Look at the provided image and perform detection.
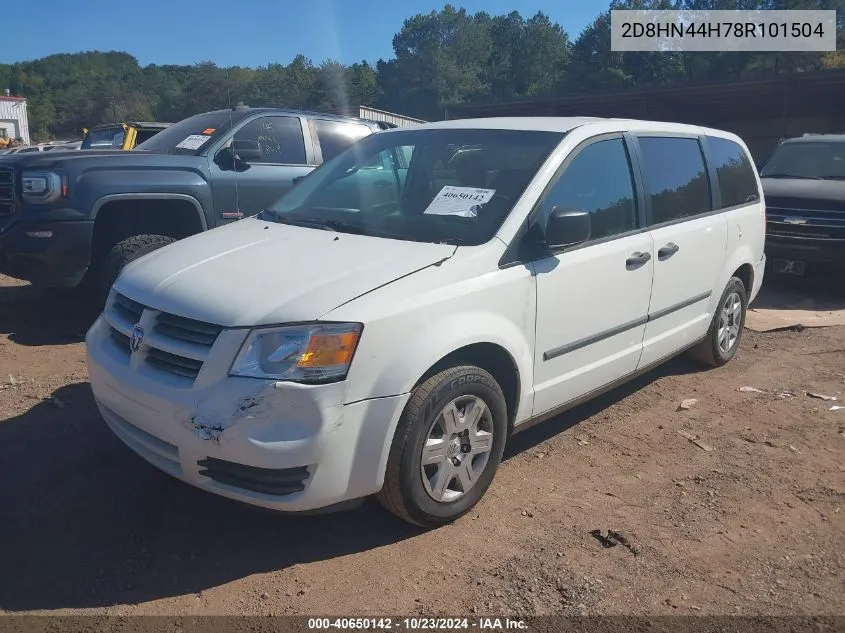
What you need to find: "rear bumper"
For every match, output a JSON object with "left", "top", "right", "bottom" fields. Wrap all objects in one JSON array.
[{"left": 0, "top": 220, "right": 93, "bottom": 287}]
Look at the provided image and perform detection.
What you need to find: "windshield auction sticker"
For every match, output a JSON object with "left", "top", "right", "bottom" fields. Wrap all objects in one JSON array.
[
  {"left": 175, "top": 134, "right": 213, "bottom": 150},
  {"left": 424, "top": 186, "right": 496, "bottom": 218}
]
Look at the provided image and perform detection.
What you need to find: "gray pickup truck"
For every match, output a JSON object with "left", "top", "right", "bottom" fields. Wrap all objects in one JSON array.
[{"left": 0, "top": 107, "right": 387, "bottom": 299}]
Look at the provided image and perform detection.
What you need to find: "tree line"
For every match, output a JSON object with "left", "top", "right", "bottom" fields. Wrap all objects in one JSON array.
[{"left": 1, "top": 0, "right": 842, "bottom": 141}]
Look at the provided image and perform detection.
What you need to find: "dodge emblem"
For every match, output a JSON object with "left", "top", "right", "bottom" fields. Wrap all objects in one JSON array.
[{"left": 130, "top": 324, "right": 145, "bottom": 353}]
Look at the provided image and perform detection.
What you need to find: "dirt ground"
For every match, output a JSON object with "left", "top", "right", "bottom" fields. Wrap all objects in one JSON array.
[{"left": 1, "top": 272, "right": 843, "bottom": 618}]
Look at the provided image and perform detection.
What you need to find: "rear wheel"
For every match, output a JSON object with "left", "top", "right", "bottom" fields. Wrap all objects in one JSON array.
[
  {"left": 689, "top": 276, "right": 748, "bottom": 367},
  {"left": 94, "top": 234, "right": 175, "bottom": 306},
  {"left": 377, "top": 365, "right": 508, "bottom": 527}
]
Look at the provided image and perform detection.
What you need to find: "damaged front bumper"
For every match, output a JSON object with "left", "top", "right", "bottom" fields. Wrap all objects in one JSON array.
[{"left": 85, "top": 315, "right": 410, "bottom": 512}]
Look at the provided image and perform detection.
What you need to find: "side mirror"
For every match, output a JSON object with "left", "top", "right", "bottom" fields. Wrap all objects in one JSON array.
[
  {"left": 544, "top": 206, "right": 591, "bottom": 249},
  {"left": 232, "top": 139, "right": 262, "bottom": 162}
]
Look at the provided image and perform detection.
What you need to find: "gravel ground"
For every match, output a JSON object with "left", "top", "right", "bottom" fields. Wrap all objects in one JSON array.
[{"left": 0, "top": 273, "right": 843, "bottom": 617}]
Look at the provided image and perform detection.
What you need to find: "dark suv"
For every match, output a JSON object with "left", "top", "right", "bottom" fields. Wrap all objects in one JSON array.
[
  {"left": 761, "top": 134, "right": 845, "bottom": 277},
  {"left": 0, "top": 107, "right": 385, "bottom": 298}
]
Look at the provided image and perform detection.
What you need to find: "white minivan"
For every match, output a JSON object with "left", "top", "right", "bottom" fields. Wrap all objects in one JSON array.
[{"left": 86, "top": 117, "right": 766, "bottom": 526}]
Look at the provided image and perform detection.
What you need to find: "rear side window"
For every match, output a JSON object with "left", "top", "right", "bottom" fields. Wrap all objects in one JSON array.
[
  {"left": 315, "top": 120, "right": 373, "bottom": 162},
  {"left": 542, "top": 138, "right": 638, "bottom": 241},
  {"left": 707, "top": 136, "right": 759, "bottom": 208},
  {"left": 638, "top": 137, "right": 711, "bottom": 225}
]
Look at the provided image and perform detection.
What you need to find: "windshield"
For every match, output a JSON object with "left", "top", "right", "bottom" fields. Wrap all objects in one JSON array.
[
  {"left": 134, "top": 111, "right": 235, "bottom": 154},
  {"left": 265, "top": 128, "right": 564, "bottom": 246},
  {"left": 81, "top": 126, "right": 125, "bottom": 150},
  {"left": 761, "top": 142, "right": 845, "bottom": 180}
]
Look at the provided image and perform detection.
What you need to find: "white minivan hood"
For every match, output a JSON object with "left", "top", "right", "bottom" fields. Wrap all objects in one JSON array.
[{"left": 114, "top": 218, "right": 456, "bottom": 327}]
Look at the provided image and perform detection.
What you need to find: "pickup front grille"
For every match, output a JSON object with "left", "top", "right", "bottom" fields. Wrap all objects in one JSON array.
[
  {"left": 0, "top": 166, "right": 15, "bottom": 221},
  {"left": 767, "top": 205, "right": 845, "bottom": 241},
  {"left": 104, "top": 291, "right": 223, "bottom": 383}
]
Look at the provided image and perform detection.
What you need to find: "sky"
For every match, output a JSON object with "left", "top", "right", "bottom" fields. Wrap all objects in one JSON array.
[{"left": 1, "top": 0, "right": 605, "bottom": 68}]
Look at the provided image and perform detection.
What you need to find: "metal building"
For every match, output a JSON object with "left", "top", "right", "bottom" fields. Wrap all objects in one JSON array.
[
  {"left": 0, "top": 93, "right": 31, "bottom": 145},
  {"left": 445, "top": 70, "right": 845, "bottom": 164},
  {"left": 322, "top": 105, "right": 426, "bottom": 128}
]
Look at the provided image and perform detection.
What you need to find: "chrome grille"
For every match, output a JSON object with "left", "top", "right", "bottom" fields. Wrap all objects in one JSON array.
[
  {"left": 112, "top": 293, "right": 144, "bottom": 324},
  {"left": 154, "top": 312, "right": 222, "bottom": 346},
  {"left": 766, "top": 205, "right": 845, "bottom": 240},
  {"left": 146, "top": 347, "right": 204, "bottom": 379},
  {"left": 105, "top": 292, "right": 222, "bottom": 382},
  {"left": 0, "top": 166, "right": 14, "bottom": 220},
  {"left": 110, "top": 327, "right": 130, "bottom": 353}
]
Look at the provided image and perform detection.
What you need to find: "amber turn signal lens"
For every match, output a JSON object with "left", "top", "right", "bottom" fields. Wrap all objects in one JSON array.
[{"left": 297, "top": 330, "right": 360, "bottom": 368}]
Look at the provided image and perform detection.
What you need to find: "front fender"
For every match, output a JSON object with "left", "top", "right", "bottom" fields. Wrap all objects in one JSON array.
[
  {"left": 330, "top": 257, "right": 537, "bottom": 424},
  {"left": 367, "top": 310, "right": 535, "bottom": 421}
]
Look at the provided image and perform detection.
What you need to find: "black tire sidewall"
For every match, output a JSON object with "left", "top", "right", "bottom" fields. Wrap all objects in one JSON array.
[
  {"left": 710, "top": 277, "right": 748, "bottom": 364},
  {"left": 95, "top": 235, "right": 175, "bottom": 302},
  {"left": 400, "top": 369, "right": 507, "bottom": 525}
]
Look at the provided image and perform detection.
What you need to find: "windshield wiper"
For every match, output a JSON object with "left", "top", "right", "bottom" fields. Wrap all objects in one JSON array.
[{"left": 762, "top": 173, "right": 824, "bottom": 180}]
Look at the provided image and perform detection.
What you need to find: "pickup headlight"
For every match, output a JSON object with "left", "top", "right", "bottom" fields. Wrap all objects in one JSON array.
[
  {"left": 21, "top": 171, "right": 64, "bottom": 203},
  {"left": 230, "top": 323, "right": 362, "bottom": 383}
]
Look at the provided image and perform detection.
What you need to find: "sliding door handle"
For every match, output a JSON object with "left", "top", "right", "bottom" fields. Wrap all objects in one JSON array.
[
  {"left": 626, "top": 251, "right": 651, "bottom": 269},
  {"left": 658, "top": 242, "right": 680, "bottom": 260}
]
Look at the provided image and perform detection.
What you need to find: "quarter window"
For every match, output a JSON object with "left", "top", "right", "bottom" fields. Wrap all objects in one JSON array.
[
  {"left": 706, "top": 136, "right": 759, "bottom": 208},
  {"left": 233, "top": 116, "right": 306, "bottom": 165},
  {"left": 315, "top": 120, "right": 373, "bottom": 163},
  {"left": 542, "top": 138, "right": 638, "bottom": 241},
  {"left": 638, "top": 137, "right": 711, "bottom": 225}
]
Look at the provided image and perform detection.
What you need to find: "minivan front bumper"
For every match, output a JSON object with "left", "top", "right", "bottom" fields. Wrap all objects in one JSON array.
[{"left": 86, "top": 315, "right": 410, "bottom": 512}]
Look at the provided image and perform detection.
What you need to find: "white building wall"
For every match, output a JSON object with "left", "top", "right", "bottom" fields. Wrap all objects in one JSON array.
[{"left": 0, "top": 97, "right": 31, "bottom": 145}]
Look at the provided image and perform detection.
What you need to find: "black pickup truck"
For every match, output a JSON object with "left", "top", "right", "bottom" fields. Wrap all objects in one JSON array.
[
  {"left": 0, "top": 107, "right": 387, "bottom": 298},
  {"left": 761, "top": 134, "right": 845, "bottom": 277}
]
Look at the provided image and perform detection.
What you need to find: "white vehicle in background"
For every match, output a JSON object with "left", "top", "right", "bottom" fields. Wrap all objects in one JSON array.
[{"left": 85, "top": 117, "right": 766, "bottom": 526}]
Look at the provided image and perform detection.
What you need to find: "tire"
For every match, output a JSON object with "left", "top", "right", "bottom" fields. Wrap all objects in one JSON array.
[
  {"left": 377, "top": 365, "right": 508, "bottom": 527},
  {"left": 94, "top": 234, "right": 176, "bottom": 306},
  {"left": 689, "top": 276, "right": 748, "bottom": 367}
]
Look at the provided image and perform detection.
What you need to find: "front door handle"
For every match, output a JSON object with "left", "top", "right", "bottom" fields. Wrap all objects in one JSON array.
[
  {"left": 626, "top": 251, "right": 652, "bottom": 269},
  {"left": 292, "top": 176, "right": 306, "bottom": 185},
  {"left": 658, "top": 242, "right": 680, "bottom": 260}
]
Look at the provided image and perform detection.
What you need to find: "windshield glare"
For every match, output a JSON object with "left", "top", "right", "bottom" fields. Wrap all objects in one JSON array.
[
  {"left": 82, "top": 127, "right": 125, "bottom": 149},
  {"left": 134, "top": 111, "right": 235, "bottom": 154},
  {"left": 762, "top": 142, "right": 845, "bottom": 179},
  {"left": 266, "top": 128, "right": 563, "bottom": 245}
]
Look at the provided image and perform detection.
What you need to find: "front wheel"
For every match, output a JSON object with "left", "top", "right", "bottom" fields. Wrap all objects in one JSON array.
[
  {"left": 377, "top": 365, "right": 508, "bottom": 527},
  {"left": 689, "top": 276, "right": 748, "bottom": 367}
]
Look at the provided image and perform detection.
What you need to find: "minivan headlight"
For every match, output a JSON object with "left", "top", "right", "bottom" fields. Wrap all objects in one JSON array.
[{"left": 230, "top": 323, "right": 362, "bottom": 383}]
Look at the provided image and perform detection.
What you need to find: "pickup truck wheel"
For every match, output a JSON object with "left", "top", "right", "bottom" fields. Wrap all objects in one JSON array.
[
  {"left": 689, "top": 276, "right": 748, "bottom": 367},
  {"left": 377, "top": 365, "right": 508, "bottom": 527},
  {"left": 96, "top": 234, "right": 176, "bottom": 304}
]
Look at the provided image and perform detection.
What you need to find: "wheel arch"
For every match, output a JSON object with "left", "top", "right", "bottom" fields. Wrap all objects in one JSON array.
[
  {"left": 90, "top": 194, "right": 208, "bottom": 262},
  {"left": 91, "top": 193, "right": 207, "bottom": 227}
]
